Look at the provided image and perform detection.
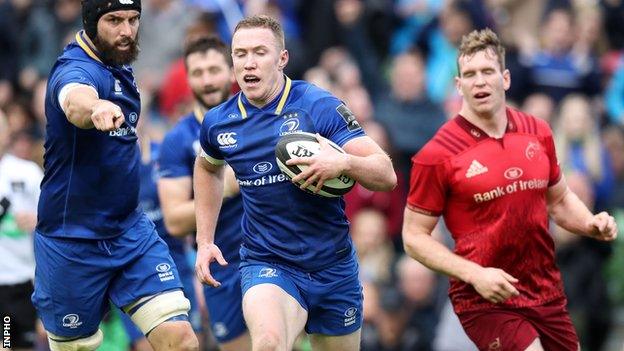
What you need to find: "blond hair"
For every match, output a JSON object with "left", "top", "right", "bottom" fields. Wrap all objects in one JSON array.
[
  {"left": 234, "top": 15, "right": 285, "bottom": 50},
  {"left": 457, "top": 28, "right": 505, "bottom": 74}
]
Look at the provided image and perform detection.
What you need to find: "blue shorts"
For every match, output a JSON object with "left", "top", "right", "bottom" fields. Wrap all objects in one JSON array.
[
  {"left": 240, "top": 252, "right": 363, "bottom": 336},
  {"left": 119, "top": 246, "right": 202, "bottom": 343},
  {"left": 204, "top": 264, "right": 246, "bottom": 343},
  {"left": 32, "top": 215, "right": 184, "bottom": 337}
]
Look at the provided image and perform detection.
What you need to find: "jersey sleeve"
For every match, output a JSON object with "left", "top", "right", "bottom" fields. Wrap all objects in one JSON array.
[
  {"left": 310, "top": 93, "right": 366, "bottom": 147},
  {"left": 51, "top": 63, "right": 104, "bottom": 111},
  {"left": 406, "top": 156, "right": 448, "bottom": 216},
  {"left": 159, "top": 129, "right": 193, "bottom": 178},
  {"left": 199, "top": 109, "right": 225, "bottom": 166}
]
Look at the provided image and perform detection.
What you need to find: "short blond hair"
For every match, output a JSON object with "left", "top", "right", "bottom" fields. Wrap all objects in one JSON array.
[
  {"left": 457, "top": 28, "right": 505, "bottom": 74},
  {"left": 234, "top": 15, "right": 285, "bottom": 50}
]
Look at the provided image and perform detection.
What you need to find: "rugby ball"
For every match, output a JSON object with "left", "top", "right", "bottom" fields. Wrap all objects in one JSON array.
[{"left": 275, "top": 132, "right": 355, "bottom": 197}]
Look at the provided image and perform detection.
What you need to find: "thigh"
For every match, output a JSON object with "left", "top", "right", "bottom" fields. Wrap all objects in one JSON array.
[
  {"left": 32, "top": 234, "right": 110, "bottom": 337},
  {"left": 0, "top": 282, "right": 37, "bottom": 348},
  {"left": 526, "top": 299, "right": 579, "bottom": 351},
  {"left": 305, "top": 255, "right": 363, "bottom": 337},
  {"left": 203, "top": 269, "right": 246, "bottom": 343},
  {"left": 240, "top": 264, "right": 307, "bottom": 348},
  {"left": 458, "top": 309, "right": 539, "bottom": 351},
  {"left": 108, "top": 218, "right": 184, "bottom": 308},
  {"left": 309, "top": 329, "right": 361, "bottom": 351}
]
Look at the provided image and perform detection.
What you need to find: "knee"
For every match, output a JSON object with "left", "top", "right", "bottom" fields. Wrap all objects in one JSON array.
[
  {"left": 172, "top": 329, "right": 199, "bottom": 351},
  {"left": 253, "top": 330, "right": 284, "bottom": 351}
]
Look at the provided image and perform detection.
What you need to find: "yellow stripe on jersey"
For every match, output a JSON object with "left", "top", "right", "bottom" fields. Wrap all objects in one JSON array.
[
  {"left": 200, "top": 149, "right": 225, "bottom": 166},
  {"left": 237, "top": 75, "right": 292, "bottom": 119},
  {"left": 75, "top": 31, "right": 103, "bottom": 63}
]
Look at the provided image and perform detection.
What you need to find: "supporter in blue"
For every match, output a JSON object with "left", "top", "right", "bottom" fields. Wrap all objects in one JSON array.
[
  {"left": 194, "top": 15, "right": 397, "bottom": 351},
  {"left": 31, "top": 0, "right": 198, "bottom": 349},
  {"left": 605, "top": 57, "right": 624, "bottom": 124},
  {"left": 158, "top": 36, "right": 250, "bottom": 351}
]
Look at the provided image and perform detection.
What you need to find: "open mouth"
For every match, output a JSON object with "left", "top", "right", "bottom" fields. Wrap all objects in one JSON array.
[
  {"left": 474, "top": 92, "right": 490, "bottom": 100},
  {"left": 243, "top": 75, "right": 260, "bottom": 85}
]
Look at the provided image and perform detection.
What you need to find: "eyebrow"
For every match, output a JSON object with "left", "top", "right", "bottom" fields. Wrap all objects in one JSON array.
[{"left": 233, "top": 45, "right": 269, "bottom": 52}]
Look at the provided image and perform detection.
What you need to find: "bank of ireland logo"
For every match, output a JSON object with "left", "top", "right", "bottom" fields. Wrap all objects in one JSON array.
[
  {"left": 156, "top": 263, "right": 171, "bottom": 273},
  {"left": 217, "top": 132, "right": 237, "bottom": 148},
  {"left": 62, "top": 314, "right": 82, "bottom": 328},
  {"left": 279, "top": 118, "right": 300, "bottom": 135},
  {"left": 128, "top": 112, "right": 138, "bottom": 124},
  {"left": 343, "top": 307, "right": 358, "bottom": 327},
  {"left": 253, "top": 161, "right": 273, "bottom": 174}
]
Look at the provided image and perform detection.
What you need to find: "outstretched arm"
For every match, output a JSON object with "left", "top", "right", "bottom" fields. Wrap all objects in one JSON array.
[
  {"left": 547, "top": 175, "right": 618, "bottom": 241},
  {"left": 402, "top": 208, "right": 520, "bottom": 304},
  {"left": 62, "top": 85, "right": 124, "bottom": 131}
]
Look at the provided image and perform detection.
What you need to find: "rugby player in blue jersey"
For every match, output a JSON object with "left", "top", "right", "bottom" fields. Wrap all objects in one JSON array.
[
  {"left": 194, "top": 15, "right": 397, "bottom": 351},
  {"left": 158, "top": 36, "right": 250, "bottom": 351},
  {"left": 32, "top": 0, "right": 198, "bottom": 350}
]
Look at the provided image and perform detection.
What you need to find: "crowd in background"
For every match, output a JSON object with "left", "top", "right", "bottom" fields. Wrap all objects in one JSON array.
[{"left": 2, "top": 0, "right": 624, "bottom": 350}]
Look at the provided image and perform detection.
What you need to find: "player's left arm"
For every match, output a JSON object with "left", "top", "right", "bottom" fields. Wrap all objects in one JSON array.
[
  {"left": 547, "top": 175, "right": 618, "bottom": 241},
  {"left": 288, "top": 134, "right": 397, "bottom": 192}
]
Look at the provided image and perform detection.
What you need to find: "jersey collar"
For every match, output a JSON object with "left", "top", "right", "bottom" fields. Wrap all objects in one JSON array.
[
  {"left": 237, "top": 75, "right": 292, "bottom": 119},
  {"left": 193, "top": 105, "right": 205, "bottom": 124},
  {"left": 455, "top": 107, "right": 517, "bottom": 141},
  {"left": 75, "top": 30, "right": 103, "bottom": 64}
]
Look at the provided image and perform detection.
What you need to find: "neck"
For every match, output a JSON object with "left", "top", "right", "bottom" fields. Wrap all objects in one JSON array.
[
  {"left": 460, "top": 104, "right": 508, "bottom": 138},
  {"left": 194, "top": 103, "right": 207, "bottom": 123},
  {"left": 248, "top": 74, "right": 285, "bottom": 108}
]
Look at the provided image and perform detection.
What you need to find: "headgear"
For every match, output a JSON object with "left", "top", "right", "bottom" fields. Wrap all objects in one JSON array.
[{"left": 82, "top": 0, "right": 141, "bottom": 40}]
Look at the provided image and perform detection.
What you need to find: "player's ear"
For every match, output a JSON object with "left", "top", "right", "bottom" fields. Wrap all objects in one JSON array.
[
  {"left": 455, "top": 76, "right": 463, "bottom": 96},
  {"left": 278, "top": 49, "right": 289, "bottom": 71}
]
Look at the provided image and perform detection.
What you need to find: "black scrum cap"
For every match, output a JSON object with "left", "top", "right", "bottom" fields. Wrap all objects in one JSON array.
[{"left": 82, "top": 0, "right": 141, "bottom": 39}]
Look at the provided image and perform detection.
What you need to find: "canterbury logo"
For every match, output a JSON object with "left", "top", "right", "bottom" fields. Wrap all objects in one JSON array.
[
  {"left": 466, "top": 159, "right": 488, "bottom": 178},
  {"left": 217, "top": 132, "right": 237, "bottom": 146},
  {"left": 119, "top": 0, "right": 133, "bottom": 4}
]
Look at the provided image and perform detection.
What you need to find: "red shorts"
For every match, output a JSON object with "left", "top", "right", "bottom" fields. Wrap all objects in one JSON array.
[{"left": 457, "top": 297, "right": 579, "bottom": 351}]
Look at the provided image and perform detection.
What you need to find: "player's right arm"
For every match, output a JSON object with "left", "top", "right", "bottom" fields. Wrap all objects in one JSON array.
[
  {"left": 402, "top": 208, "right": 520, "bottom": 304},
  {"left": 62, "top": 84, "right": 124, "bottom": 131},
  {"left": 193, "top": 155, "right": 227, "bottom": 287}
]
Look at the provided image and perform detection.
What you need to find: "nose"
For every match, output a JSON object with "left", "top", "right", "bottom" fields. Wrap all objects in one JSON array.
[
  {"left": 474, "top": 72, "right": 486, "bottom": 86},
  {"left": 119, "top": 20, "right": 133, "bottom": 37},
  {"left": 243, "top": 55, "right": 256, "bottom": 70}
]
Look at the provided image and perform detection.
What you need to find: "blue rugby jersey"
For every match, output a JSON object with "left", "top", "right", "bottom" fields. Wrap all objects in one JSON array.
[
  {"left": 37, "top": 31, "right": 142, "bottom": 238},
  {"left": 159, "top": 111, "right": 244, "bottom": 278},
  {"left": 199, "top": 78, "right": 366, "bottom": 271}
]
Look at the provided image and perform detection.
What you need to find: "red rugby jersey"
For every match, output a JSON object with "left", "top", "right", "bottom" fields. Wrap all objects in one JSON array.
[{"left": 407, "top": 107, "right": 566, "bottom": 313}]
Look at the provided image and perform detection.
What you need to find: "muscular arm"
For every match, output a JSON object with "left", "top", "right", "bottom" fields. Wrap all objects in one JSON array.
[
  {"left": 159, "top": 165, "right": 239, "bottom": 237},
  {"left": 193, "top": 155, "right": 227, "bottom": 287},
  {"left": 63, "top": 85, "right": 124, "bottom": 130},
  {"left": 289, "top": 135, "right": 397, "bottom": 192},
  {"left": 342, "top": 136, "right": 397, "bottom": 191},
  {"left": 547, "top": 176, "right": 617, "bottom": 240},
  {"left": 402, "top": 208, "right": 519, "bottom": 303},
  {"left": 158, "top": 177, "right": 195, "bottom": 237}
]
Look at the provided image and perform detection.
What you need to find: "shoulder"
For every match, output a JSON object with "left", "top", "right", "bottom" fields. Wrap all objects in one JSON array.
[
  {"left": 291, "top": 80, "right": 339, "bottom": 106},
  {"left": 413, "top": 118, "right": 472, "bottom": 165},
  {"left": 163, "top": 115, "right": 194, "bottom": 145},
  {"left": 204, "top": 95, "right": 238, "bottom": 125},
  {"left": 508, "top": 107, "right": 552, "bottom": 137}
]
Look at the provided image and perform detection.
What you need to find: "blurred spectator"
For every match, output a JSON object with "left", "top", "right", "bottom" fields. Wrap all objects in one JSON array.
[
  {"left": 351, "top": 209, "right": 396, "bottom": 284},
  {"left": 605, "top": 57, "right": 624, "bottom": 124},
  {"left": 417, "top": 0, "right": 476, "bottom": 103},
  {"left": 519, "top": 6, "right": 602, "bottom": 103},
  {"left": 19, "top": 0, "right": 82, "bottom": 90},
  {"left": 600, "top": 0, "right": 624, "bottom": 51},
  {"left": 0, "top": 0, "right": 32, "bottom": 84},
  {"left": 374, "top": 50, "right": 446, "bottom": 178},
  {"left": 522, "top": 92, "right": 556, "bottom": 124},
  {"left": 0, "top": 110, "right": 44, "bottom": 350},
  {"left": 390, "top": 0, "right": 444, "bottom": 55},
  {"left": 554, "top": 94, "right": 615, "bottom": 209},
  {"left": 554, "top": 171, "right": 613, "bottom": 351},
  {"left": 133, "top": 0, "right": 197, "bottom": 96}
]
